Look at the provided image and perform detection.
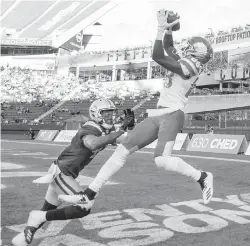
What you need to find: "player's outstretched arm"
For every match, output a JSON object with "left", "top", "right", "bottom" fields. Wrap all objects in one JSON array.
[
  {"left": 152, "top": 33, "right": 183, "bottom": 76},
  {"left": 83, "top": 131, "right": 123, "bottom": 151},
  {"left": 152, "top": 9, "right": 185, "bottom": 77},
  {"left": 163, "top": 32, "right": 180, "bottom": 61},
  {"left": 83, "top": 115, "right": 133, "bottom": 151}
]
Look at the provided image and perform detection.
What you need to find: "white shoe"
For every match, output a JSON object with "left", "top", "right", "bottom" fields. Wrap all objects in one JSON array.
[
  {"left": 12, "top": 210, "right": 46, "bottom": 245},
  {"left": 12, "top": 232, "right": 27, "bottom": 246},
  {"left": 198, "top": 172, "right": 213, "bottom": 204},
  {"left": 58, "top": 193, "right": 94, "bottom": 210}
]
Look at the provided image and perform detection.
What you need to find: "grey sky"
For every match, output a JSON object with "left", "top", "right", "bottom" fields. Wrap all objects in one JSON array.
[{"left": 98, "top": 0, "right": 250, "bottom": 49}]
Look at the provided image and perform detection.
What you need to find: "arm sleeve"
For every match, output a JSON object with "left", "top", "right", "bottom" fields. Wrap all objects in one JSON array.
[
  {"left": 163, "top": 33, "right": 181, "bottom": 61},
  {"left": 152, "top": 40, "right": 184, "bottom": 75}
]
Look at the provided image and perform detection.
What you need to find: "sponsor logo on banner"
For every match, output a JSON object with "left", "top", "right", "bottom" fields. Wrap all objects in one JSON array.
[
  {"left": 0, "top": 39, "right": 52, "bottom": 46},
  {"left": 54, "top": 130, "right": 77, "bottom": 142},
  {"left": 173, "top": 133, "right": 190, "bottom": 151},
  {"left": 144, "top": 133, "right": 190, "bottom": 150},
  {"left": 208, "top": 30, "right": 250, "bottom": 50},
  {"left": 210, "top": 30, "right": 250, "bottom": 46},
  {"left": 61, "top": 30, "right": 83, "bottom": 51},
  {"left": 187, "top": 134, "right": 248, "bottom": 154},
  {"left": 35, "top": 130, "right": 59, "bottom": 141},
  {"left": 61, "top": 32, "right": 93, "bottom": 52}
]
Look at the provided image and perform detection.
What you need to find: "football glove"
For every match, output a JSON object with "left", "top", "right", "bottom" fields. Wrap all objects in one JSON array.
[
  {"left": 124, "top": 109, "right": 135, "bottom": 128},
  {"left": 157, "top": 9, "right": 180, "bottom": 31},
  {"left": 119, "top": 109, "right": 135, "bottom": 131}
]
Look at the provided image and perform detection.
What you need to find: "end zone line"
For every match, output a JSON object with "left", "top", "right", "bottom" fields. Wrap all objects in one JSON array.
[
  {"left": 1, "top": 139, "right": 67, "bottom": 147},
  {"left": 1, "top": 139, "right": 249, "bottom": 164}
]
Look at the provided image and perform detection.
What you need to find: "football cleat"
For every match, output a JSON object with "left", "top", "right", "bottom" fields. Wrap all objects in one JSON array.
[
  {"left": 58, "top": 192, "right": 94, "bottom": 210},
  {"left": 198, "top": 172, "right": 213, "bottom": 204},
  {"left": 12, "top": 232, "right": 27, "bottom": 246},
  {"left": 12, "top": 210, "right": 46, "bottom": 246}
]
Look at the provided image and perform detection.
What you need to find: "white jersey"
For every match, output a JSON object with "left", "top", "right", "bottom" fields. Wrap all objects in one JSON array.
[
  {"left": 157, "top": 57, "right": 202, "bottom": 110},
  {"left": 157, "top": 72, "right": 198, "bottom": 109}
]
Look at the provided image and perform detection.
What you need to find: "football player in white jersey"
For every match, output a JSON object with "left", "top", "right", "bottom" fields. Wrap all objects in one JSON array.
[{"left": 59, "top": 9, "right": 214, "bottom": 208}]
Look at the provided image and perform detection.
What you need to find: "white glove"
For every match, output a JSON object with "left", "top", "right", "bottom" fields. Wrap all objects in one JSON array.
[{"left": 157, "top": 9, "right": 180, "bottom": 30}]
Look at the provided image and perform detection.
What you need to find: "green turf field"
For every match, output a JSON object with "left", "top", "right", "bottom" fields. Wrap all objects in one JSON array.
[{"left": 1, "top": 140, "right": 250, "bottom": 246}]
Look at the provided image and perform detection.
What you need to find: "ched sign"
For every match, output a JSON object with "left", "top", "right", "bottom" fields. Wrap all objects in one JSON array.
[{"left": 187, "top": 134, "right": 248, "bottom": 154}]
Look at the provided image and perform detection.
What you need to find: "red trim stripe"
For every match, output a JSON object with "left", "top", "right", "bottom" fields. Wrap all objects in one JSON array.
[
  {"left": 58, "top": 173, "right": 78, "bottom": 195},
  {"left": 179, "top": 58, "right": 199, "bottom": 75},
  {"left": 55, "top": 176, "right": 69, "bottom": 195}
]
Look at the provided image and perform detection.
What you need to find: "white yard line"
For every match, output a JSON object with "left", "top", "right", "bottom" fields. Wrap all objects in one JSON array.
[{"left": 1, "top": 139, "right": 250, "bottom": 164}]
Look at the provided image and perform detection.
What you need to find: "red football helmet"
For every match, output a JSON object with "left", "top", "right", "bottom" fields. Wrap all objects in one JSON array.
[{"left": 180, "top": 36, "right": 213, "bottom": 64}]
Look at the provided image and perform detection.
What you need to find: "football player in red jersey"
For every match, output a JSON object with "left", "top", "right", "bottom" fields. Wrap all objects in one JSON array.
[
  {"left": 12, "top": 98, "right": 133, "bottom": 246},
  {"left": 59, "top": 9, "right": 214, "bottom": 209}
]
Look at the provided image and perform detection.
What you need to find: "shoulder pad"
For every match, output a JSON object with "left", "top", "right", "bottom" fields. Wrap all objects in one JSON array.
[
  {"left": 82, "top": 121, "right": 103, "bottom": 133},
  {"left": 179, "top": 57, "right": 203, "bottom": 76}
]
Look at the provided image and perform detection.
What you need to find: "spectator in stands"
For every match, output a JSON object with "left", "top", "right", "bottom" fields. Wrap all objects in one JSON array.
[
  {"left": 28, "top": 127, "right": 35, "bottom": 140},
  {"left": 209, "top": 127, "right": 214, "bottom": 134},
  {"left": 205, "top": 125, "right": 211, "bottom": 134}
]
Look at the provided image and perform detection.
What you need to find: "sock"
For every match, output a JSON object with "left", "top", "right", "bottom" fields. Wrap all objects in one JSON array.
[
  {"left": 155, "top": 156, "right": 201, "bottom": 181},
  {"left": 89, "top": 144, "right": 130, "bottom": 193},
  {"left": 46, "top": 206, "right": 90, "bottom": 221},
  {"left": 41, "top": 200, "right": 58, "bottom": 211},
  {"left": 36, "top": 200, "right": 58, "bottom": 229},
  {"left": 197, "top": 172, "right": 207, "bottom": 183}
]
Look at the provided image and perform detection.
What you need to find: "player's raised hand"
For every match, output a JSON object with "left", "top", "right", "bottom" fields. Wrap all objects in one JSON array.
[
  {"left": 119, "top": 109, "right": 134, "bottom": 131},
  {"left": 157, "top": 9, "right": 180, "bottom": 31}
]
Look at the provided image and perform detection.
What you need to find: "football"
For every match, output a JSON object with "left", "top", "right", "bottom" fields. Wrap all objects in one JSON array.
[{"left": 167, "top": 11, "right": 180, "bottom": 31}]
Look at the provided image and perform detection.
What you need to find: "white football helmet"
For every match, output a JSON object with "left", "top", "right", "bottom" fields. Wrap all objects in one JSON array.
[{"left": 89, "top": 98, "right": 117, "bottom": 130}]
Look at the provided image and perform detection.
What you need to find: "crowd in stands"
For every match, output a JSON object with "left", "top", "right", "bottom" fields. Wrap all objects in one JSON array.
[
  {"left": 192, "top": 109, "right": 250, "bottom": 121},
  {"left": 1, "top": 47, "right": 250, "bottom": 126}
]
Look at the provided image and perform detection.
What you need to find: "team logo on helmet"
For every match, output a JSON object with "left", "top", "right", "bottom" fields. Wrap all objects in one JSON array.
[{"left": 179, "top": 36, "right": 213, "bottom": 65}]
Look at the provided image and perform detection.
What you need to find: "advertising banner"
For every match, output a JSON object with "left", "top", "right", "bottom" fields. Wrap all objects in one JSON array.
[
  {"left": 186, "top": 134, "right": 248, "bottom": 154},
  {"left": 209, "top": 30, "right": 250, "bottom": 50},
  {"left": 35, "top": 130, "right": 59, "bottom": 141},
  {"left": 245, "top": 142, "right": 250, "bottom": 155},
  {"left": 0, "top": 39, "right": 52, "bottom": 46},
  {"left": 54, "top": 130, "right": 77, "bottom": 142},
  {"left": 173, "top": 133, "right": 190, "bottom": 151},
  {"left": 61, "top": 30, "right": 84, "bottom": 52},
  {"left": 61, "top": 29, "right": 94, "bottom": 52}
]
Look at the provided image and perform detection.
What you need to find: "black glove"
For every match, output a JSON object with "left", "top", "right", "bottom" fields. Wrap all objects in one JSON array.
[{"left": 120, "top": 109, "right": 135, "bottom": 131}]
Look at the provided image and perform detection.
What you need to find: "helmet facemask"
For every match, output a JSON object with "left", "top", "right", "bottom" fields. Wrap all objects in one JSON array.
[
  {"left": 89, "top": 98, "right": 117, "bottom": 130},
  {"left": 185, "top": 42, "right": 207, "bottom": 61},
  {"left": 99, "top": 109, "right": 117, "bottom": 130}
]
